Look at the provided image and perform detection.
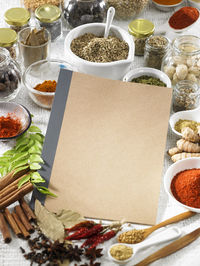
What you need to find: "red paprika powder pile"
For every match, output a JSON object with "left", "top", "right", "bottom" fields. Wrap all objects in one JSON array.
[
  {"left": 169, "top": 7, "right": 199, "bottom": 30},
  {"left": 171, "top": 168, "right": 200, "bottom": 208},
  {"left": 0, "top": 113, "right": 21, "bottom": 138}
]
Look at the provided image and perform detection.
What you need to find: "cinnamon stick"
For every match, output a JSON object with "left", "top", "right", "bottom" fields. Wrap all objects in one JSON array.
[
  {"left": 0, "top": 181, "right": 33, "bottom": 210},
  {"left": 19, "top": 198, "right": 36, "bottom": 222},
  {"left": 14, "top": 205, "right": 34, "bottom": 233},
  {"left": 0, "top": 168, "right": 29, "bottom": 190},
  {"left": 4, "top": 208, "right": 23, "bottom": 238},
  {"left": 12, "top": 212, "right": 30, "bottom": 239},
  {"left": 0, "top": 212, "right": 11, "bottom": 243},
  {"left": 0, "top": 172, "right": 30, "bottom": 199},
  {"left": 0, "top": 184, "right": 18, "bottom": 200}
]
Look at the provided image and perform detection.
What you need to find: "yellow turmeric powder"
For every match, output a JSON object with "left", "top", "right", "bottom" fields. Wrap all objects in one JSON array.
[{"left": 34, "top": 80, "right": 57, "bottom": 93}]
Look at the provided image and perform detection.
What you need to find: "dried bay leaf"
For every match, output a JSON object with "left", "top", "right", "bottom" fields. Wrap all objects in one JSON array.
[
  {"left": 35, "top": 200, "right": 64, "bottom": 242},
  {"left": 55, "top": 209, "right": 83, "bottom": 228}
]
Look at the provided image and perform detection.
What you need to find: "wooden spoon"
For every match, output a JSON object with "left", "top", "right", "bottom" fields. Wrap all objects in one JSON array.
[
  {"left": 135, "top": 227, "right": 200, "bottom": 266},
  {"left": 118, "top": 211, "right": 195, "bottom": 244}
]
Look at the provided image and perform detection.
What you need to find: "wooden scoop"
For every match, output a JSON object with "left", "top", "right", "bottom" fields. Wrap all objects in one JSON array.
[
  {"left": 135, "top": 226, "right": 200, "bottom": 266},
  {"left": 118, "top": 211, "right": 195, "bottom": 244}
]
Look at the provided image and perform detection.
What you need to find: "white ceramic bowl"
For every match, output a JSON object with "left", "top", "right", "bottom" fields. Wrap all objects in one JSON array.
[
  {"left": 152, "top": 0, "right": 184, "bottom": 11},
  {"left": 64, "top": 23, "right": 135, "bottom": 80},
  {"left": 164, "top": 157, "right": 200, "bottom": 212},
  {"left": 169, "top": 107, "right": 200, "bottom": 137},
  {"left": 188, "top": 0, "right": 200, "bottom": 9},
  {"left": 123, "top": 67, "right": 172, "bottom": 88}
]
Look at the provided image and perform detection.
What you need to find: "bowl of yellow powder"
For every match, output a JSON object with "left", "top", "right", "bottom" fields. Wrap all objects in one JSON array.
[{"left": 108, "top": 243, "right": 133, "bottom": 264}]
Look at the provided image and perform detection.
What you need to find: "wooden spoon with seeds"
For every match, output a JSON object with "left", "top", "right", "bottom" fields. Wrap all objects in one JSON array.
[{"left": 118, "top": 211, "right": 195, "bottom": 244}]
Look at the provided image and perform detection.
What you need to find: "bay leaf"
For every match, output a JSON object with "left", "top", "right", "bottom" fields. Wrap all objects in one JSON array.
[
  {"left": 55, "top": 209, "right": 83, "bottom": 228},
  {"left": 35, "top": 200, "right": 64, "bottom": 242}
]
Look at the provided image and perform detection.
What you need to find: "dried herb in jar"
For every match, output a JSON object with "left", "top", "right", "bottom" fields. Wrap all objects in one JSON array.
[
  {"left": 144, "top": 35, "right": 170, "bottom": 70},
  {"left": 131, "top": 75, "right": 167, "bottom": 87},
  {"left": 70, "top": 33, "right": 129, "bottom": 63}
]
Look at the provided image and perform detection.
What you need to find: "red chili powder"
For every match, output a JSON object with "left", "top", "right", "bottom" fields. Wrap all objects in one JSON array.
[
  {"left": 171, "top": 168, "right": 200, "bottom": 208},
  {"left": 169, "top": 7, "right": 199, "bottom": 30},
  {"left": 0, "top": 113, "right": 22, "bottom": 138}
]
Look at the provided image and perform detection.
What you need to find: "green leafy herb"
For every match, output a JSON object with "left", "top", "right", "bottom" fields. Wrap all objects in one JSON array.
[
  {"left": 18, "top": 173, "right": 31, "bottom": 188},
  {"left": 35, "top": 185, "right": 57, "bottom": 197}
]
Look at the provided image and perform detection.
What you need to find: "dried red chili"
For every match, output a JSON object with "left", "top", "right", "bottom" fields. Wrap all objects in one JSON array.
[
  {"left": 0, "top": 114, "right": 21, "bottom": 138},
  {"left": 89, "top": 230, "right": 117, "bottom": 250},
  {"left": 65, "top": 221, "right": 95, "bottom": 232},
  {"left": 169, "top": 7, "right": 199, "bottom": 30},
  {"left": 171, "top": 168, "right": 200, "bottom": 208},
  {"left": 66, "top": 224, "right": 103, "bottom": 241}
]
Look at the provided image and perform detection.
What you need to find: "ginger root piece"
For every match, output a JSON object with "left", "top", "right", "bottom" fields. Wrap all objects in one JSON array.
[
  {"left": 177, "top": 139, "right": 200, "bottom": 153},
  {"left": 181, "top": 127, "right": 200, "bottom": 143},
  {"left": 168, "top": 147, "right": 182, "bottom": 157},
  {"left": 171, "top": 152, "right": 200, "bottom": 162}
]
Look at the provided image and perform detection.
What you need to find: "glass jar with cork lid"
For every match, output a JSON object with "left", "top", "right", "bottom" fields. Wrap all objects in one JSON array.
[
  {"left": 35, "top": 4, "right": 62, "bottom": 42},
  {"left": 128, "top": 19, "right": 154, "bottom": 56},
  {"left": 4, "top": 7, "right": 30, "bottom": 33},
  {"left": 0, "top": 28, "right": 18, "bottom": 60}
]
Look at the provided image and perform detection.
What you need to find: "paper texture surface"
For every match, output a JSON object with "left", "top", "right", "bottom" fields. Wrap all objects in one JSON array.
[{"left": 45, "top": 72, "right": 172, "bottom": 225}]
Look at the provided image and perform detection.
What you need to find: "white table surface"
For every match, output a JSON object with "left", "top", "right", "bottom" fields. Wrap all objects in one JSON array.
[{"left": 1, "top": 0, "right": 200, "bottom": 265}]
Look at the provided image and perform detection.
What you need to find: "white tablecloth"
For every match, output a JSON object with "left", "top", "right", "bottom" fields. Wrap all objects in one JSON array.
[{"left": 1, "top": 0, "right": 200, "bottom": 265}]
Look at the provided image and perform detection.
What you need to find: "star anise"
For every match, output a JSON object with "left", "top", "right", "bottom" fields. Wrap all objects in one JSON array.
[
  {"left": 84, "top": 248, "right": 103, "bottom": 261},
  {"left": 80, "top": 260, "right": 101, "bottom": 266},
  {"left": 66, "top": 245, "right": 83, "bottom": 262}
]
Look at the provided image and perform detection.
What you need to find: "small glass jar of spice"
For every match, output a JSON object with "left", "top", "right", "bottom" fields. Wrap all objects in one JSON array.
[
  {"left": 144, "top": 35, "right": 170, "bottom": 70},
  {"left": 35, "top": 4, "right": 62, "bottom": 42},
  {"left": 4, "top": 7, "right": 30, "bottom": 33},
  {"left": 128, "top": 19, "right": 154, "bottom": 56},
  {"left": 0, "top": 28, "right": 18, "bottom": 60}
]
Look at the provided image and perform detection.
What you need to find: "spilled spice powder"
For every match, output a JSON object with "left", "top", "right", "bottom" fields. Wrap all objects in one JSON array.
[{"left": 0, "top": 114, "right": 21, "bottom": 138}]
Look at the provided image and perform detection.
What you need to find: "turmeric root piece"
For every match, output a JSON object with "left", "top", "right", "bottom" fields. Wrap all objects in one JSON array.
[
  {"left": 171, "top": 152, "right": 200, "bottom": 162},
  {"left": 177, "top": 139, "right": 200, "bottom": 153},
  {"left": 181, "top": 127, "right": 200, "bottom": 143},
  {"left": 168, "top": 147, "right": 182, "bottom": 157}
]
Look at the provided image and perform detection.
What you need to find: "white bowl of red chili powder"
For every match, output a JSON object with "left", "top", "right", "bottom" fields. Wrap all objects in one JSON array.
[
  {"left": 0, "top": 102, "right": 31, "bottom": 141},
  {"left": 164, "top": 157, "right": 200, "bottom": 212}
]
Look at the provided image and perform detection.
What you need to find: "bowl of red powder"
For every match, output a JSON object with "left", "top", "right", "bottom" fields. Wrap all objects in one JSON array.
[
  {"left": 164, "top": 157, "right": 200, "bottom": 212},
  {"left": 168, "top": 6, "right": 200, "bottom": 32},
  {"left": 23, "top": 59, "right": 73, "bottom": 109},
  {"left": 0, "top": 102, "right": 31, "bottom": 141}
]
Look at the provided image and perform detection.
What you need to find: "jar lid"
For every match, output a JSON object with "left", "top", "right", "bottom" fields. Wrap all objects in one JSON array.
[
  {"left": 35, "top": 4, "right": 61, "bottom": 23},
  {"left": 128, "top": 19, "right": 155, "bottom": 38},
  {"left": 4, "top": 8, "right": 30, "bottom": 26},
  {"left": 0, "top": 28, "right": 17, "bottom": 47}
]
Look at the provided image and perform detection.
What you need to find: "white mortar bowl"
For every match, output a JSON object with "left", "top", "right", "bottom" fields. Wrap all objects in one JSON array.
[{"left": 64, "top": 23, "right": 135, "bottom": 80}]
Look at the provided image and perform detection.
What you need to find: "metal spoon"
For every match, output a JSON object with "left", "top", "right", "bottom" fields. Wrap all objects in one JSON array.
[
  {"left": 104, "top": 7, "right": 115, "bottom": 38},
  {"left": 118, "top": 211, "right": 195, "bottom": 244}
]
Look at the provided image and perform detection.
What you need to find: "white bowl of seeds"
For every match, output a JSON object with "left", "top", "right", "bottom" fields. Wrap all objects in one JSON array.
[{"left": 64, "top": 23, "right": 135, "bottom": 80}]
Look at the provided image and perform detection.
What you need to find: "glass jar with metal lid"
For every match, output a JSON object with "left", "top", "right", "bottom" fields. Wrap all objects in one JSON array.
[
  {"left": 0, "top": 28, "right": 18, "bottom": 59},
  {"left": 35, "top": 4, "right": 62, "bottom": 42},
  {"left": 128, "top": 19, "right": 154, "bottom": 56},
  {"left": 4, "top": 7, "right": 30, "bottom": 33}
]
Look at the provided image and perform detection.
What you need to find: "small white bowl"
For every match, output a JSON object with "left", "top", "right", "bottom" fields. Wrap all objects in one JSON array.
[
  {"left": 169, "top": 107, "right": 200, "bottom": 137},
  {"left": 164, "top": 157, "right": 200, "bottom": 213},
  {"left": 123, "top": 67, "right": 172, "bottom": 88},
  {"left": 64, "top": 23, "right": 135, "bottom": 80},
  {"left": 152, "top": 0, "right": 184, "bottom": 11},
  {"left": 188, "top": 0, "right": 200, "bottom": 9}
]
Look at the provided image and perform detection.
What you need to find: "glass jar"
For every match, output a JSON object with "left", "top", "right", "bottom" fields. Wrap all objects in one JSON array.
[
  {"left": 105, "top": 0, "right": 148, "bottom": 20},
  {"left": 64, "top": 0, "right": 107, "bottom": 28},
  {"left": 21, "top": 0, "right": 62, "bottom": 12},
  {"left": 162, "top": 35, "right": 200, "bottom": 87},
  {"left": 4, "top": 7, "right": 30, "bottom": 33},
  {"left": 35, "top": 4, "right": 62, "bottom": 42},
  {"left": 172, "top": 80, "right": 200, "bottom": 112},
  {"left": 128, "top": 19, "right": 154, "bottom": 56},
  {"left": 0, "top": 48, "right": 22, "bottom": 101},
  {"left": 144, "top": 35, "right": 170, "bottom": 70},
  {"left": 0, "top": 28, "right": 18, "bottom": 60}
]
